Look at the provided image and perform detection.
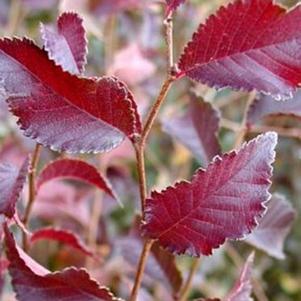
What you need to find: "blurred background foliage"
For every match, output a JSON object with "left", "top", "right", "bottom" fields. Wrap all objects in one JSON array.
[{"left": 0, "top": 0, "right": 301, "bottom": 300}]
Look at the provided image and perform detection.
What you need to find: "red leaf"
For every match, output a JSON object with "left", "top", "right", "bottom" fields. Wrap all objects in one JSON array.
[
  {"left": 224, "top": 253, "right": 254, "bottom": 301},
  {"left": 36, "top": 158, "right": 116, "bottom": 199},
  {"left": 142, "top": 132, "right": 277, "bottom": 256},
  {"left": 30, "top": 227, "right": 93, "bottom": 257},
  {"left": 4, "top": 224, "right": 122, "bottom": 301},
  {"left": 41, "top": 12, "right": 87, "bottom": 74},
  {"left": 162, "top": 96, "right": 220, "bottom": 166},
  {"left": 0, "top": 158, "right": 29, "bottom": 218},
  {"left": 0, "top": 38, "right": 141, "bottom": 153},
  {"left": 178, "top": 0, "right": 301, "bottom": 99},
  {"left": 247, "top": 92, "right": 301, "bottom": 125},
  {"left": 165, "top": 0, "right": 186, "bottom": 16},
  {"left": 245, "top": 193, "right": 296, "bottom": 259}
]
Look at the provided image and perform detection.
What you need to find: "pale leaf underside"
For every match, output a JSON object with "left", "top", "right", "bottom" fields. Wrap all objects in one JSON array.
[
  {"left": 245, "top": 194, "right": 296, "bottom": 259},
  {"left": 162, "top": 96, "right": 220, "bottom": 166},
  {"left": 0, "top": 158, "right": 29, "bottom": 218},
  {"left": 41, "top": 12, "right": 87, "bottom": 74},
  {"left": 247, "top": 91, "right": 301, "bottom": 125}
]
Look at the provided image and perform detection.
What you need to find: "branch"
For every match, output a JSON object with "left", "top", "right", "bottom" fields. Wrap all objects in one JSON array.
[
  {"left": 177, "top": 258, "right": 201, "bottom": 301},
  {"left": 130, "top": 11, "right": 176, "bottom": 301},
  {"left": 22, "top": 143, "right": 42, "bottom": 250}
]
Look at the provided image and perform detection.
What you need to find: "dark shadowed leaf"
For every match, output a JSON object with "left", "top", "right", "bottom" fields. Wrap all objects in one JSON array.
[
  {"left": 247, "top": 92, "right": 301, "bottom": 125},
  {"left": 4, "top": 225, "right": 122, "bottom": 301},
  {"left": 41, "top": 12, "right": 87, "bottom": 74},
  {"left": 224, "top": 253, "right": 254, "bottom": 301},
  {"left": 143, "top": 132, "right": 277, "bottom": 256},
  {"left": 245, "top": 194, "right": 296, "bottom": 259},
  {"left": 178, "top": 0, "right": 301, "bottom": 99},
  {"left": 0, "top": 157, "right": 29, "bottom": 218},
  {"left": 165, "top": 0, "right": 186, "bottom": 16},
  {"left": 120, "top": 238, "right": 182, "bottom": 293},
  {"left": 162, "top": 96, "right": 220, "bottom": 166},
  {"left": 0, "top": 38, "right": 141, "bottom": 153},
  {"left": 30, "top": 227, "right": 93, "bottom": 257},
  {"left": 36, "top": 158, "right": 116, "bottom": 199}
]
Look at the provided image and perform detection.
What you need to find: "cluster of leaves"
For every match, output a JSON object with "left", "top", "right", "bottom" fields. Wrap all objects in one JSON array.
[{"left": 0, "top": 0, "right": 300, "bottom": 300}]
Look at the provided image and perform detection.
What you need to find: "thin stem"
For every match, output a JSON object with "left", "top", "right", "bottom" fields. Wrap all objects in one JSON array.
[
  {"left": 129, "top": 239, "right": 154, "bottom": 301},
  {"left": 23, "top": 143, "right": 42, "bottom": 226},
  {"left": 135, "top": 145, "right": 147, "bottom": 215},
  {"left": 22, "top": 143, "right": 42, "bottom": 250},
  {"left": 130, "top": 12, "right": 176, "bottom": 301},
  {"left": 177, "top": 258, "right": 201, "bottom": 301},
  {"left": 164, "top": 12, "right": 174, "bottom": 69},
  {"left": 140, "top": 76, "right": 174, "bottom": 148},
  {"left": 86, "top": 190, "right": 103, "bottom": 269},
  {"left": 234, "top": 91, "right": 256, "bottom": 149}
]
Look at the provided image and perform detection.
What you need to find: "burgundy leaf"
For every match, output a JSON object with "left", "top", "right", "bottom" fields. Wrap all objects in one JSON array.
[
  {"left": 36, "top": 158, "right": 116, "bottom": 199},
  {"left": 245, "top": 194, "right": 296, "bottom": 259},
  {"left": 4, "top": 225, "right": 122, "bottom": 301},
  {"left": 0, "top": 158, "right": 29, "bottom": 218},
  {"left": 30, "top": 227, "right": 93, "bottom": 257},
  {"left": 162, "top": 96, "right": 220, "bottom": 166},
  {"left": 247, "top": 92, "right": 301, "bottom": 125},
  {"left": 41, "top": 12, "right": 87, "bottom": 74},
  {"left": 0, "top": 38, "right": 141, "bottom": 153},
  {"left": 178, "top": 0, "right": 301, "bottom": 99},
  {"left": 143, "top": 132, "right": 277, "bottom": 256},
  {"left": 224, "top": 253, "right": 254, "bottom": 301},
  {"left": 165, "top": 0, "right": 186, "bottom": 16}
]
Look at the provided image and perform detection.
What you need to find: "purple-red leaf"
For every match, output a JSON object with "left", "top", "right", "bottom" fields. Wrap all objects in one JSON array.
[
  {"left": 178, "top": 0, "right": 301, "bottom": 99},
  {"left": 247, "top": 92, "right": 301, "bottom": 125},
  {"left": 30, "top": 227, "right": 93, "bottom": 257},
  {"left": 165, "top": 0, "right": 186, "bottom": 16},
  {"left": 4, "top": 225, "right": 122, "bottom": 301},
  {"left": 36, "top": 158, "right": 116, "bottom": 199},
  {"left": 0, "top": 38, "right": 141, "bottom": 153},
  {"left": 224, "top": 253, "right": 254, "bottom": 301},
  {"left": 162, "top": 96, "right": 220, "bottom": 166},
  {"left": 41, "top": 12, "right": 87, "bottom": 74},
  {"left": 245, "top": 194, "right": 296, "bottom": 259},
  {"left": 143, "top": 132, "right": 277, "bottom": 256},
  {"left": 0, "top": 158, "right": 29, "bottom": 218}
]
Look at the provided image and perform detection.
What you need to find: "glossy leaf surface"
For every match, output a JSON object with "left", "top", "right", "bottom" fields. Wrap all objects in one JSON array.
[
  {"left": 0, "top": 38, "right": 141, "bottom": 153},
  {"left": 143, "top": 133, "right": 277, "bottom": 256},
  {"left": 178, "top": 0, "right": 301, "bottom": 99}
]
